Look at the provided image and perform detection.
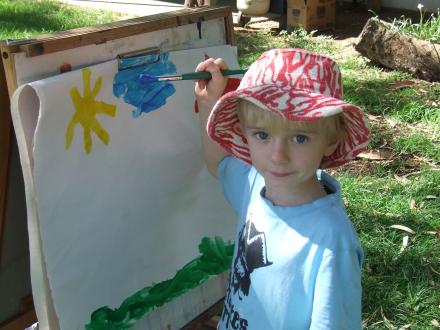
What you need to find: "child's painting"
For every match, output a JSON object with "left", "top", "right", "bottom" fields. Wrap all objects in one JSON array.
[{"left": 11, "top": 45, "right": 239, "bottom": 330}]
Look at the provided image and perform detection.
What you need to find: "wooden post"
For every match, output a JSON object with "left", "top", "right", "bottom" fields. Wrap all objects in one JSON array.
[
  {"left": 0, "top": 310, "right": 37, "bottom": 330},
  {"left": 0, "top": 54, "right": 12, "bottom": 265}
]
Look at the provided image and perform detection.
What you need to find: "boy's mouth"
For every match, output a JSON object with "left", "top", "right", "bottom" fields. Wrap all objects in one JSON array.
[{"left": 269, "top": 171, "right": 292, "bottom": 178}]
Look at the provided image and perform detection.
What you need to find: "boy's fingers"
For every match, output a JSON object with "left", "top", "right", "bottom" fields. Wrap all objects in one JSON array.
[
  {"left": 195, "top": 58, "right": 227, "bottom": 78},
  {"left": 195, "top": 79, "right": 207, "bottom": 91},
  {"left": 195, "top": 58, "right": 215, "bottom": 73},
  {"left": 213, "top": 58, "right": 229, "bottom": 70},
  {"left": 195, "top": 58, "right": 215, "bottom": 89},
  {"left": 206, "top": 58, "right": 228, "bottom": 81}
]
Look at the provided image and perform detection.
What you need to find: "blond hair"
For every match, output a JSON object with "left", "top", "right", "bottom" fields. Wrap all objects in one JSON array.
[{"left": 237, "top": 99, "right": 345, "bottom": 143}]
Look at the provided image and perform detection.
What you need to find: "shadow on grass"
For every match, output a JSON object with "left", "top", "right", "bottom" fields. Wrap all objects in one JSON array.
[
  {"left": 343, "top": 74, "right": 440, "bottom": 122},
  {"left": 340, "top": 166, "right": 440, "bottom": 328},
  {"left": 342, "top": 75, "right": 439, "bottom": 171},
  {"left": 349, "top": 207, "right": 440, "bottom": 328},
  {"left": 362, "top": 247, "right": 440, "bottom": 327},
  {"left": 336, "top": 161, "right": 440, "bottom": 330}
]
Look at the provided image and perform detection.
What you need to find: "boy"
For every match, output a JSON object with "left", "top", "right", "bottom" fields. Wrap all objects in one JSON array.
[{"left": 195, "top": 49, "right": 370, "bottom": 329}]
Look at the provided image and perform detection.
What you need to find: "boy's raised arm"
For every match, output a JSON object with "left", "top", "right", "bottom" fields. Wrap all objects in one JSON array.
[{"left": 195, "top": 58, "right": 230, "bottom": 177}]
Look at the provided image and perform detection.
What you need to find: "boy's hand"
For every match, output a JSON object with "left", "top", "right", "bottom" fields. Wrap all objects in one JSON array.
[
  {"left": 195, "top": 58, "right": 230, "bottom": 178},
  {"left": 195, "top": 58, "right": 229, "bottom": 111}
]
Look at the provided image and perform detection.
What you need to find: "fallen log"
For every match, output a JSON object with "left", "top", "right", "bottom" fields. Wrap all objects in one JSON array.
[{"left": 355, "top": 17, "right": 440, "bottom": 82}]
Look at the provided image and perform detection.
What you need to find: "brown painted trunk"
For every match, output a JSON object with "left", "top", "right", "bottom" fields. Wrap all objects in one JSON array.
[{"left": 355, "top": 17, "right": 440, "bottom": 82}]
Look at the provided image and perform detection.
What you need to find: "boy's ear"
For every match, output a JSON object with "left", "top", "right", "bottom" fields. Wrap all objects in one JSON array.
[{"left": 324, "top": 140, "right": 339, "bottom": 157}]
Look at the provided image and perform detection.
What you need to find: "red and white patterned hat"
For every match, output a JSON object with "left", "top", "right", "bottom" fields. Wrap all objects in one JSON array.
[{"left": 207, "top": 48, "right": 370, "bottom": 168}]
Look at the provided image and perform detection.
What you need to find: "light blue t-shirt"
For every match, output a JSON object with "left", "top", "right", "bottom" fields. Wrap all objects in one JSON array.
[{"left": 217, "top": 156, "right": 363, "bottom": 330}]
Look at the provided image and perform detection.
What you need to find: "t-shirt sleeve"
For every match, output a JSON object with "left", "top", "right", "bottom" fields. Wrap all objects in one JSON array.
[
  {"left": 310, "top": 249, "right": 363, "bottom": 330},
  {"left": 217, "top": 156, "right": 252, "bottom": 214}
]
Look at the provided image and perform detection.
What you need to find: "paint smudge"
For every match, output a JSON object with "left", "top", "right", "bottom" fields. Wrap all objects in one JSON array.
[
  {"left": 196, "top": 17, "right": 205, "bottom": 39},
  {"left": 59, "top": 62, "right": 72, "bottom": 73},
  {"left": 113, "top": 52, "right": 177, "bottom": 118},
  {"left": 66, "top": 68, "right": 117, "bottom": 154}
]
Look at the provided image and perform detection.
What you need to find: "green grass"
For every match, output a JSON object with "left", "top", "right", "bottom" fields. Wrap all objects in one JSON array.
[
  {"left": 236, "top": 28, "right": 337, "bottom": 67},
  {"left": 390, "top": 6, "right": 440, "bottom": 43},
  {"left": 0, "top": 0, "right": 124, "bottom": 40},
  {"left": 340, "top": 169, "right": 440, "bottom": 329},
  {"left": 393, "top": 133, "right": 440, "bottom": 163}
]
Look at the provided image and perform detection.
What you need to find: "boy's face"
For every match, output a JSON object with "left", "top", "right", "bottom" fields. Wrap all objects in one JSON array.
[{"left": 242, "top": 117, "right": 338, "bottom": 199}]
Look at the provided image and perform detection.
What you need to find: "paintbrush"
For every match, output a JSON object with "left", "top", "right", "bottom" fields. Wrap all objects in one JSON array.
[{"left": 139, "top": 69, "right": 247, "bottom": 83}]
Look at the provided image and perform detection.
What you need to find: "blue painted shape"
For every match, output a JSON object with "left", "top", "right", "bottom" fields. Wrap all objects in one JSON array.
[{"left": 113, "top": 52, "right": 177, "bottom": 117}]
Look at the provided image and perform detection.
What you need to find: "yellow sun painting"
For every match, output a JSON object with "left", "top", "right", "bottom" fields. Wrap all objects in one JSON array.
[{"left": 66, "top": 68, "right": 117, "bottom": 154}]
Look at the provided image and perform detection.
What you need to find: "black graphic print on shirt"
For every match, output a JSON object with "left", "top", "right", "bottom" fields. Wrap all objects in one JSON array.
[{"left": 221, "top": 219, "right": 273, "bottom": 329}]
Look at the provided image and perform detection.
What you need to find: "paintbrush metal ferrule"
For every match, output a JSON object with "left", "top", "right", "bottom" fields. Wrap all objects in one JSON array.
[{"left": 157, "top": 75, "right": 183, "bottom": 81}]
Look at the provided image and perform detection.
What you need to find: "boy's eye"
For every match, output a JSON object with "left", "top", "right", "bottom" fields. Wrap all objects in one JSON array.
[
  {"left": 254, "top": 131, "right": 269, "bottom": 140},
  {"left": 291, "top": 135, "right": 308, "bottom": 143}
]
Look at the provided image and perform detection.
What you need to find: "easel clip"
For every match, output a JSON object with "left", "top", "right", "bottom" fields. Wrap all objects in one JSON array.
[{"left": 117, "top": 47, "right": 161, "bottom": 71}]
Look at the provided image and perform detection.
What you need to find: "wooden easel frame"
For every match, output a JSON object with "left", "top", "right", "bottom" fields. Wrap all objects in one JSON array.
[
  {"left": 0, "top": 6, "right": 234, "bottom": 328},
  {"left": 0, "top": 58, "right": 11, "bottom": 266}
]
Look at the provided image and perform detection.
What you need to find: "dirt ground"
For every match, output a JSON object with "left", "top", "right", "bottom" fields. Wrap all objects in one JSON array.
[
  {"left": 240, "top": 3, "right": 421, "bottom": 53},
  {"left": 330, "top": 3, "right": 419, "bottom": 40}
]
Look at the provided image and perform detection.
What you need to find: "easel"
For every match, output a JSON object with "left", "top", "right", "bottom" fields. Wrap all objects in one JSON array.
[{"left": 0, "top": 6, "right": 233, "bottom": 329}]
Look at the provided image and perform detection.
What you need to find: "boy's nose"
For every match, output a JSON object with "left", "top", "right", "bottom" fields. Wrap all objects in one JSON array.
[{"left": 270, "top": 140, "right": 289, "bottom": 164}]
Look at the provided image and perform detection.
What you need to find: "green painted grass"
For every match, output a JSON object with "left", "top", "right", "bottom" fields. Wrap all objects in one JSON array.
[{"left": 86, "top": 237, "right": 234, "bottom": 329}]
